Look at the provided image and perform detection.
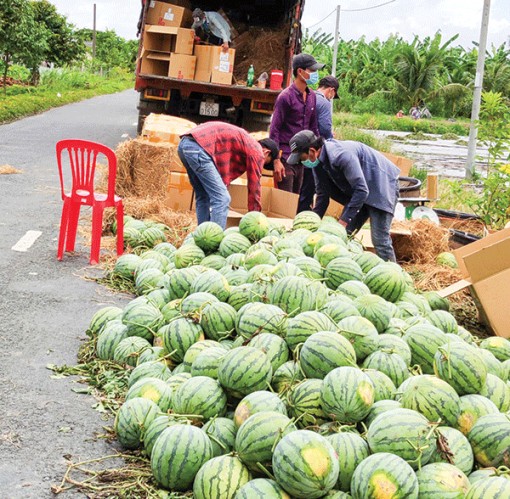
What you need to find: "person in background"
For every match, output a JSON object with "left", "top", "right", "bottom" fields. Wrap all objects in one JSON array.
[
  {"left": 298, "top": 75, "right": 340, "bottom": 213},
  {"left": 178, "top": 122, "right": 279, "bottom": 229},
  {"left": 395, "top": 109, "right": 404, "bottom": 118},
  {"left": 287, "top": 130, "right": 400, "bottom": 262},
  {"left": 269, "top": 53, "right": 323, "bottom": 194},
  {"left": 192, "top": 8, "right": 231, "bottom": 51}
]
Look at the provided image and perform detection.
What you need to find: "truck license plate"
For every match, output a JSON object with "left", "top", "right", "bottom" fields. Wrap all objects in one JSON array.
[{"left": 200, "top": 101, "right": 220, "bottom": 117}]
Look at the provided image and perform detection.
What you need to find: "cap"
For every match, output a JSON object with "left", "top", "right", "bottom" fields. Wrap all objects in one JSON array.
[
  {"left": 258, "top": 138, "right": 280, "bottom": 170},
  {"left": 318, "top": 75, "right": 340, "bottom": 99},
  {"left": 287, "top": 130, "right": 319, "bottom": 165},
  {"left": 292, "top": 53, "right": 325, "bottom": 72}
]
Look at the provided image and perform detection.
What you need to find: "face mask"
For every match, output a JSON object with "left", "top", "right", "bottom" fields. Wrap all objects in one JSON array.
[
  {"left": 305, "top": 71, "right": 319, "bottom": 86},
  {"left": 302, "top": 158, "right": 320, "bottom": 169}
]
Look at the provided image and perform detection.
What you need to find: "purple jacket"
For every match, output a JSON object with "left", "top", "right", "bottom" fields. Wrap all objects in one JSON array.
[{"left": 270, "top": 83, "right": 320, "bottom": 160}]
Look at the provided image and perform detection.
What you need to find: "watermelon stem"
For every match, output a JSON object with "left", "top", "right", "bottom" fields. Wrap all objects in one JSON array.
[{"left": 256, "top": 462, "right": 275, "bottom": 480}]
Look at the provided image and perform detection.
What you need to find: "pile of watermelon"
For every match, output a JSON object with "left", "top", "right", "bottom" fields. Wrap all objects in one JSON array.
[
  {"left": 89, "top": 211, "right": 510, "bottom": 498},
  {"left": 116, "top": 216, "right": 170, "bottom": 250}
]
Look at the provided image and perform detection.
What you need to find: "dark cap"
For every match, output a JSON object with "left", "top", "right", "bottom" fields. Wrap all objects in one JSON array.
[
  {"left": 287, "top": 130, "right": 319, "bottom": 165},
  {"left": 292, "top": 53, "right": 325, "bottom": 72},
  {"left": 318, "top": 75, "right": 340, "bottom": 99},
  {"left": 258, "top": 138, "right": 280, "bottom": 169}
]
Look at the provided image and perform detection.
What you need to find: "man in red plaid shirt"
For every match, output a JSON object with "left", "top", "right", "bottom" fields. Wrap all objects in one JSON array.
[{"left": 178, "top": 122, "right": 279, "bottom": 228}]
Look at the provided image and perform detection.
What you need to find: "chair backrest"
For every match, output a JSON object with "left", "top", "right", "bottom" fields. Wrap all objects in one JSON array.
[{"left": 56, "top": 139, "right": 117, "bottom": 203}]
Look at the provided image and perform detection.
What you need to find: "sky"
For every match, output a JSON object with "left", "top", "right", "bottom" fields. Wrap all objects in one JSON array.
[{"left": 49, "top": 0, "right": 510, "bottom": 48}]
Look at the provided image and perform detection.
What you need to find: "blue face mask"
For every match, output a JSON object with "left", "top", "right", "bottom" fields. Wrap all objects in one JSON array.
[
  {"left": 305, "top": 71, "right": 319, "bottom": 86},
  {"left": 302, "top": 158, "right": 320, "bottom": 169}
]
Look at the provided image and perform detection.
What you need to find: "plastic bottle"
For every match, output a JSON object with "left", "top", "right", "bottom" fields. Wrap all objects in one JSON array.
[{"left": 247, "top": 65, "right": 254, "bottom": 87}]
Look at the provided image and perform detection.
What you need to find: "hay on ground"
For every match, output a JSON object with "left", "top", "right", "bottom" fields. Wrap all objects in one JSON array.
[{"left": 0, "top": 164, "right": 22, "bottom": 174}]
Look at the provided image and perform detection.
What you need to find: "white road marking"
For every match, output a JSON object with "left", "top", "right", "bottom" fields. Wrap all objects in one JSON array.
[
  {"left": 12, "top": 231, "right": 42, "bottom": 252},
  {"left": 121, "top": 133, "right": 129, "bottom": 138}
]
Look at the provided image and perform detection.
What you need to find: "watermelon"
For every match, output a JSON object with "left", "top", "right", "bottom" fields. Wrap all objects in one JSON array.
[
  {"left": 403, "top": 324, "right": 447, "bottom": 374},
  {"left": 134, "top": 267, "right": 165, "bottom": 295},
  {"left": 239, "top": 211, "right": 270, "bottom": 242},
  {"left": 400, "top": 375, "right": 461, "bottom": 427},
  {"left": 320, "top": 298, "right": 360, "bottom": 323},
  {"left": 96, "top": 320, "right": 128, "bottom": 360},
  {"left": 150, "top": 425, "right": 212, "bottom": 490},
  {"left": 165, "top": 267, "right": 201, "bottom": 300},
  {"left": 467, "top": 413, "right": 510, "bottom": 468},
  {"left": 235, "top": 478, "right": 291, "bottom": 498},
  {"left": 202, "top": 417, "right": 237, "bottom": 457},
  {"left": 234, "top": 391, "right": 288, "bottom": 428},
  {"left": 249, "top": 333, "right": 289, "bottom": 372},
  {"left": 236, "top": 303, "right": 287, "bottom": 340},
  {"left": 173, "top": 376, "right": 227, "bottom": 420},
  {"left": 365, "top": 400, "right": 402, "bottom": 427},
  {"left": 350, "top": 452, "right": 418, "bottom": 499},
  {"left": 113, "top": 337, "right": 151, "bottom": 367},
  {"left": 363, "top": 369, "right": 397, "bottom": 402},
  {"left": 272, "top": 361, "right": 305, "bottom": 394},
  {"left": 218, "top": 347, "right": 273, "bottom": 398},
  {"left": 427, "top": 310, "right": 458, "bottom": 334},
  {"left": 126, "top": 377, "right": 173, "bottom": 412},
  {"left": 174, "top": 243, "right": 205, "bottom": 268},
  {"left": 153, "top": 241, "right": 176, "bottom": 258},
  {"left": 477, "top": 349, "right": 504, "bottom": 379},
  {"left": 364, "top": 263, "right": 407, "bottom": 303},
  {"left": 272, "top": 430, "right": 339, "bottom": 499},
  {"left": 428, "top": 426, "right": 474, "bottom": 474},
  {"left": 336, "top": 280, "right": 371, "bottom": 300},
  {"left": 190, "top": 347, "right": 226, "bottom": 379},
  {"left": 200, "top": 302, "right": 236, "bottom": 341},
  {"left": 337, "top": 316, "right": 379, "bottom": 361},
  {"left": 166, "top": 372, "right": 192, "bottom": 393},
  {"left": 423, "top": 290, "right": 450, "bottom": 311},
  {"left": 244, "top": 248, "right": 278, "bottom": 270},
  {"left": 143, "top": 415, "right": 187, "bottom": 458},
  {"left": 181, "top": 339, "right": 224, "bottom": 370},
  {"left": 127, "top": 361, "right": 171, "bottom": 388},
  {"left": 114, "top": 398, "right": 160, "bottom": 450},
  {"left": 314, "top": 244, "right": 350, "bottom": 268},
  {"left": 353, "top": 294, "right": 393, "bottom": 333},
  {"left": 456, "top": 394, "right": 500, "bottom": 435},
  {"left": 375, "top": 334, "right": 412, "bottom": 364},
  {"left": 324, "top": 257, "right": 364, "bottom": 290},
  {"left": 291, "top": 256, "right": 324, "bottom": 280},
  {"left": 159, "top": 317, "right": 203, "bottom": 363},
  {"left": 87, "top": 306, "right": 123, "bottom": 337},
  {"left": 399, "top": 291, "right": 432, "bottom": 315},
  {"left": 193, "top": 222, "right": 224, "bottom": 253},
  {"left": 293, "top": 211, "right": 322, "bottom": 231},
  {"left": 415, "top": 462, "right": 470, "bottom": 498},
  {"left": 270, "top": 276, "right": 320, "bottom": 316},
  {"left": 352, "top": 251, "right": 382, "bottom": 273},
  {"left": 479, "top": 373, "right": 510, "bottom": 411},
  {"left": 194, "top": 455, "right": 251, "bottom": 499},
  {"left": 468, "top": 469, "right": 499, "bottom": 484},
  {"left": 318, "top": 220, "right": 348, "bottom": 241},
  {"left": 465, "top": 476, "right": 510, "bottom": 498},
  {"left": 321, "top": 367, "right": 375, "bottom": 423},
  {"left": 113, "top": 254, "right": 142, "bottom": 280},
  {"left": 123, "top": 226, "right": 143, "bottom": 248},
  {"left": 436, "top": 251, "right": 459, "bottom": 268},
  {"left": 300, "top": 331, "right": 356, "bottom": 379},
  {"left": 122, "top": 302, "right": 163, "bottom": 342},
  {"left": 480, "top": 337, "right": 510, "bottom": 362},
  {"left": 219, "top": 233, "right": 252, "bottom": 257},
  {"left": 326, "top": 432, "right": 370, "bottom": 492},
  {"left": 235, "top": 411, "right": 297, "bottom": 471},
  {"left": 228, "top": 284, "right": 253, "bottom": 311},
  {"left": 191, "top": 269, "right": 231, "bottom": 301},
  {"left": 287, "top": 379, "right": 328, "bottom": 428},
  {"left": 367, "top": 408, "right": 435, "bottom": 469}
]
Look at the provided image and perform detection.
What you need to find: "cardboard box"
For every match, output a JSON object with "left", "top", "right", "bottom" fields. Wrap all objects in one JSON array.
[
  {"left": 227, "top": 184, "right": 299, "bottom": 228},
  {"left": 141, "top": 113, "right": 195, "bottom": 148},
  {"left": 194, "top": 45, "right": 214, "bottom": 82},
  {"left": 139, "top": 50, "right": 171, "bottom": 76},
  {"left": 233, "top": 175, "right": 275, "bottom": 189},
  {"left": 382, "top": 152, "right": 413, "bottom": 176},
  {"left": 166, "top": 172, "right": 194, "bottom": 211},
  {"left": 169, "top": 53, "right": 196, "bottom": 79},
  {"left": 144, "top": 26, "right": 195, "bottom": 55},
  {"left": 211, "top": 47, "right": 235, "bottom": 85},
  {"left": 438, "top": 227, "right": 510, "bottom": 338},
  {"left": 146, "top": 1, "right": 192, "bottom": 28}
]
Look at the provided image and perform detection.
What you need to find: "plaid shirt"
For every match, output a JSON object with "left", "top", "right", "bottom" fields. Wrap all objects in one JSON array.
[{"left": 189, "top": 122, "right": 264, "bottom": 211}]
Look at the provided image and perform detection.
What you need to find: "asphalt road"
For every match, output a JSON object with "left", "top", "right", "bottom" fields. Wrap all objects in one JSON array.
[{"left": 0, "top": 89, "right": 139, "bottom": 498}]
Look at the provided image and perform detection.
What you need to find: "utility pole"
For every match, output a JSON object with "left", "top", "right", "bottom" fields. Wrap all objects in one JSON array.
[
  {"left": 332, "top": 5, "right": 341, "bottom": 77},
  {"left": 465, "top": 0, "right": 491, "bottom": 179},
  {"left": 92, "top": 3, "right": 97, "bottom": 59}
]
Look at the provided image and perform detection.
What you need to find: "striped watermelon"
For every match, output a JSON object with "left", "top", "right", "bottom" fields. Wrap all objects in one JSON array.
[
  {"left": 468, "top": 469, "right": 498, "bottom": 484},
  {"left": 302, "top": 232, "right": 328, "bottom": 257},
  {"left": 434, "top": 342, "right": 487, "bottom": 395},
  {"left": 367, "top": 408, "right": 435, "bottom": 469},
  {"left": 293, "top": 211, "right": 322, "bottom": 231},
  {"left": 191, "top": 269, "right": 231, "bottom": 301},
  {"left": 172, "top": 376, "right": 227, "bottom": 420},
  {"left": 180, "top": 292, "right": 220, "bottom": 315},
  {"left": 468, "top": 413, "right": 510, "bottom": 468},
  {"left": 244, "top": 248, "right": 278, "bottom": 270},
  {"left": 287, "top": 378, "right": 328, "bottom": 428},
  {"left": 466, "top": 476, "right": 510, "bottom": 498},
  {"left": 457, "top": 326, "right": 476, "bottom": 344},
  {"left": 400, "top": 375, "right": 461, "bottom": 427},
  {"left": 165, "top": 267, "right": 201, "bottom": 300},
  {"left": 235, "top": 411, "right": 297, "bottom": 471},
  {"left": 114, "top": 398, "right": 160, "bottom": 450},
  {"left": 141, "top": 226, "right": 166, "bottom": 247},
  {"left": 153, "top": 241, "right": 176, "bottom": 258},
  {"left": 398, "top": 291, "right": 432, "bottom": 315},
  {"left": 219, "top": 233, "right": 252, "bottom": 257},
  {"left": 365, "top": 400, "right": 402, "bottom": 428},
  {"left": 122, "top": 302, "right": 163, "bottom": 342},
  {"left": 350, "top": 452, "right": 418, "bottom": 499},
  {"left": 375, "top": 334, "right": 412, "bottom": 364},
  {"left": 318, "top": 220, "right": 348, "bottom": 241},
  {"left": 191, "top": 347, "right": 227, "bottom": 379},
  {"left": 428, "top": 426, "right": 474, "bottom": 474},
  {"left": 134, "top": 267, "right": 165, "bottom": 295},
  {"left": 125, "top": 377, "right": 173, "bottom": 412},
  {"left": 272, "top": 430, "right": 339, "bottom": 498},
  {"left": 321, "top": 367, "right": 375, "bottom": 423},
  {"left": 218, "top": 347, "right": 273, "bottom": 397},
  {"left": 146, "top": 288, "right": 171, "bottom": 310},
  {"left": 87, "top": 306, "right": 123, "bottom": 337},
  {"left": 480, "top": 336, "right": 510, "bottom": 362},
  {"left": 320, "top": 298, "right": 360, "bottom": 323},
  {"left": 150, "top": 425, "right": 212, "bottom": 490},
  {"left": 234, "top": 391, "right": 287, "bottom": 428},
  {"left": 113, "top": 337, "right": 151, "bottom": 367},
  {"left": 502, "top": 359, "right": 510, "bottom": 381},
  {"left": 300, "top": 331, "right": 357, "bottom": 379},
  {"left": 364, "top": 263, "right": 407, "bottom": 303},
  {"left": 396, "top": 301, "right": 422, "bottom": 320},
  {"left": 456, "top": 394, "right": 500, "bottom": 435},
  {"left": 324, "top": 257, "right": 364, "bottom": 290},
  {"left": 353, "top": 251, "right": 383, "bottom": 273},
  {"left": 166, "top": 372, "right": 192, "bottom": 393},
  {"left": 239, "top": 211, "right": 270, "bottom": 242},
  {"left": 271, "top": 261, "right": 304, "bottom": 279},
  {"left": 220, "top": 265, "right": 248, "bottom": 285},
  {"left": 200, "top": 302, "right": 236, "bottom": 341},
  {"left": 270, "top": 276, "right": 320, "bottom": 316},
  {"left": 137, "top": 345, "right": 166, "bottom": 365},
  {"left": 337, "top": 316, "right": 379, "bottom": 361},
  {"left": 427, "top": 310, "right": 459, "bottom": 334},
  {"left": 326, "top": 432, "right": 370, "bottom": 492},
  {"left": 323, "top": 491, "right": 351, "bottom": 498},
  {"left": 113, "top": 254, "right": 142, "bottom": 280},
  {"left": 96, "top": 320, "right": 128, "bottom": 360},
  {"left": 291, "top": 256, "right": 324, "bottom": 280},
  {"left": 479, "top": 373, "right": 510, "bottom": 411},
  {"left": 127, "top": 361, "right": 171, "bottom": 388},
  {"left": 249, "top": 333, "right": 289, "bottom": 372},
  {"left": 225, "top": 252, "right": 245, "bottom": 267},
  {"left": 143, "top": 416, "right": 187, "bottom": 458},
  {"left": 272, "top": 361, "right": 305, "bottom": 394},
  {"left": 194, "top": 455, "right": 251, "bottom": 499},
  {"left": 423, "top": 290, "right": 450, "bottom": 311},
  {"left": 193, "top": 222, "right": 225, "bottom": 253},
  {"left": 159, "top": 317, "right": 203, "bottom": 363},
  {"left": 174, "top": 243, "right": 205, "bottom": 268},
  {"left": 235, "top": 478, "right": 291, "bottom": 498},
  {"left": 336, "top": 280, "right": 371, "bottom": 300},
  {"left": 477, "top": 348, "right": 504, "bottom": 379},
  {"left": 314, "top": 243, "right": 350, "bottom": 268},
  {"left": 415, "top": 462, "right": 470, "bottom": 498},
  {"left": 363, "top": 369, "right": 397, "bottom": 402},
  {"left": 228, "top": 284, "right": 253, "bottom": 311},
  {"left": 202, "top": 417, "right": 237, "bottom": 457},
  {"left": 181, "top": 339, "right": 224, "bottom": 371},
  {"left": 236, "top": 303, "right": 287, "bottom": 340},
  {"left": 403, "top": 324, "right": 447, "bottom": 374},
  {"left": 353, "top": 294, "right": 393, "bottom": 333}
]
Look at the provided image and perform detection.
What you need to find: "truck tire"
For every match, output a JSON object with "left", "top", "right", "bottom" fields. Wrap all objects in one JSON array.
[{"left": 137, "top": 97, "right": 165, "bottom": 135}]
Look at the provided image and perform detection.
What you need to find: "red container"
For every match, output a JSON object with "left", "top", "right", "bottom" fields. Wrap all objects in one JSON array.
[{"left": 270, "top": 69, "right": 284, "bottom": 90}]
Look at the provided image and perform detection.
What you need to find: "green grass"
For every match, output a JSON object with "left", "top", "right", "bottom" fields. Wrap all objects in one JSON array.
[{"left": 0, "top": 67, "right": 134, "bottom": 124}]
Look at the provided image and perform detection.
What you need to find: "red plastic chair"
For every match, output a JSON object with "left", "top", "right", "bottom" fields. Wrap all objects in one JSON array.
[{"left": 56, "top": 139, "right": 124, "bottom": 265}]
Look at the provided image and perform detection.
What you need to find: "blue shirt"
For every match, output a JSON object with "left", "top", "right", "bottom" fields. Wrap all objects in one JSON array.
[
  {"left": 313, "top": 140, "right": 400, "bottom": 224},
  {"left": 315, "top": 91, "right": 333, "bottom": 139}
]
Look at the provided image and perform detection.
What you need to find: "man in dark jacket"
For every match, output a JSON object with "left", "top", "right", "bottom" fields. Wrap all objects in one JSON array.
[{"left": 287, "top": 130, "right": 400, "bottom": 262}]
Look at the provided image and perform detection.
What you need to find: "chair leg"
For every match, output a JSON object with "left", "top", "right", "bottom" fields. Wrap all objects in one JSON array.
[
  {"left": 65, "top": 202, "right": 81, "bottom": 252},
  {"left": 116, "top": 202, "right": 124, "bottom": 257},
  {"left": 90, "top": 204, "right": 104, "bottom": 265},
  {"left": 57, "top": 200, "right": 70, "bottom": 260}
]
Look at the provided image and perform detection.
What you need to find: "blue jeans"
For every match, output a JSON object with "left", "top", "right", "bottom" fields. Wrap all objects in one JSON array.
[{"left": 177, "top": 136, "right": 231, "bottom": 228}]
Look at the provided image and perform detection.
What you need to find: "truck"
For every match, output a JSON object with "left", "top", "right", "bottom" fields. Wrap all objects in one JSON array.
[{"left": 135, "top": 0, "right": 305, "bottom": 133}]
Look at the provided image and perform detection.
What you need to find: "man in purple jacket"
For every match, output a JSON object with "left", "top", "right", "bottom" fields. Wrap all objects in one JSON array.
[{"left": 269, "top": 53, "right": 323, "bottom": 194}]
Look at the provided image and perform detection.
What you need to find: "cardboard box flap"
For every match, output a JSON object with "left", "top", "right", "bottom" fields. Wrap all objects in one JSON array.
[
  {"left": 437, "top": 279, "right": 472, "bottom": 298},
  {"left": 147, "top": 52, "right": 172, "bottom": 61},
  {"left": 146, "top": 25, "right": 180, "bottom": 34}
]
